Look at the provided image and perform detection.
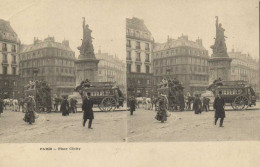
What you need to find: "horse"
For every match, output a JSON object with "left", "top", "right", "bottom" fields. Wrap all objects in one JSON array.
[
  {"left": 135, "top": 97, "right": 146, "bottom": 108},
  {"left": 12, "top": 99, "right": 19, "bottom": 112}
]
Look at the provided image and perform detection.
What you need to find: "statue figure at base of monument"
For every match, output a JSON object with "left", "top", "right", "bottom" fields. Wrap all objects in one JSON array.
[{"left": 210, "top": 16, "right": 228, "bottom": 56}]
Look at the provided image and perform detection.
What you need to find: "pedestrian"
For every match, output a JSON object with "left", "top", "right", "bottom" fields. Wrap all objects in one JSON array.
[
  {"left": 213, "top": 91, "right": 225, "bottom": 127},
  {"left": 60, "top": 96, "right": 69, "bottom": 116},
  {"left": 0, "top": 98, "right": 4, "bottom": 116},
  {"left": 155, "top": 95, "right": 167, "bottom": 123},
  {"left": 129, "top": 96, "right": 136, "bottom": 115},
  {"left": 70, "top": 98, "right": 76, "bottom": 113},
  {"left": 23, "top": 96, "right": 36, "bottom": 125},
  {"left": 193, "top": 94, "right": 202, "bottom": 114},
  {"left": 202, "top": 97, "right": 210, "bottom": 112},
  {"left": 82, "top": 92, "right": 94, "bottom": 129},
  {"left": 54, "top": 96, "right": 60, "bottom": 112}
]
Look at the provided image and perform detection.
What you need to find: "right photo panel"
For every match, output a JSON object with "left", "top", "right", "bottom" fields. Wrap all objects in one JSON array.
[{"left": 126, "top": 0, "right": 260, "bottom": 142}]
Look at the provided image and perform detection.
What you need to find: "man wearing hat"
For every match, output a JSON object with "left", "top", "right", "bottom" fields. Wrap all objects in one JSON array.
[
  {"left": 60, "top": 95, "right": 69, "bottom": 116},
  {"left": 82, "top": 92, "right": 94, "bottom": 129},
  {"left": 213, "top": 91, "right": 225, "bottom": 127}
]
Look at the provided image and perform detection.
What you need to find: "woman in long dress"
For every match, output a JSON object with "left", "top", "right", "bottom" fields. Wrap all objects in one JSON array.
[
  {"left": 23, "top": 96, "right": 36, "bottom": 124},
  {"left": 193, "top": 94, "right": 202, "bottom": 114}
]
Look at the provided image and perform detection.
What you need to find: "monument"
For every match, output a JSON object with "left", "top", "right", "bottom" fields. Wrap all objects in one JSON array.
[
  {"left": 75, "top": 17, "right": 99, "bottom": 85},
  {"left": 208, "top": 16, "right": 232, "bottom": 82}
]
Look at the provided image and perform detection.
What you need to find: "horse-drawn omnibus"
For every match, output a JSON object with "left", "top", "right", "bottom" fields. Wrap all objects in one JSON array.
[
  {"left": 208, "top": 80, "right": 256, "bottom": 110},
  {"left": 76, "top": 81, "right": 124, "bottom": 112},
  {"left": 24, "top": 81, "right": 52, "bottom": 113},
  {"left": 156, "top": 78, "right": 185, "bottom": 111}
]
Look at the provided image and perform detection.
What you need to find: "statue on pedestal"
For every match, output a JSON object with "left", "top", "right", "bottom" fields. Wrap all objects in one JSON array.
[
  {"left": 77, "top": 17, "right": 95, "bottom": 58},
  {"left": 210, "top": 16, "right": 228, "bottom": 56}
]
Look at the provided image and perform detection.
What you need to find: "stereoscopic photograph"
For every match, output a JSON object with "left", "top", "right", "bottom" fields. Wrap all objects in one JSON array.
[
  {"left": 0, "top": 0, "right": 259, "bottom": 144},
  {"left": 126, "top": 0, "right": 260, "bottom": 142},
  {"left": 0, "top": 0, "right": 127, "bottom": 142}
]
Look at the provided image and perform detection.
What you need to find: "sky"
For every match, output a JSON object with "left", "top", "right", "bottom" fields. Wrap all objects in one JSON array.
[
  {"left": 0, "top": 0, "right": 126, "bottom": 60},
  {"left": 127, "top": 0, "right": 259, "bottom": 59},
  {"left": 1, "top": 0, "right": 259, "bottom": 60}
]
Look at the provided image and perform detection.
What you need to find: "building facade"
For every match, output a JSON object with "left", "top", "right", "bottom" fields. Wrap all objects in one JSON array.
[
  {"left": 0, "top": 19, "right": 20, "bottom": 98},
  {"left": 153, "top": 35, "right": 209, "bottom": 95},
  {"left": 19, "top": 37, "right": 76, "bottom": 96},
  {"left": 126, "top": 17, "right": 153, "bottom": 97},
  {"left": 228, "top": 49, "right": 259, "bottom": 92},
  {"left": 96, "top": 50, "right": 126, "bottom": 95}
]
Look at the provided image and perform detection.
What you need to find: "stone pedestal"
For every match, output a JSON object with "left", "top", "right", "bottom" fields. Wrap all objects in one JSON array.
[
  {"left": 75, "top": 57, "right": 99, "bottom": 85},
  {"left": 208, "top": 56, "right": 232, "bottom": 83}
]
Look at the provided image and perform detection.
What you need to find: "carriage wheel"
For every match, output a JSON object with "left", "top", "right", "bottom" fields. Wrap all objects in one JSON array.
[
  {"left": 232, "top": 96, "right": 249, "bottom": 110},
  {"left": 100, "top": 97, "right": 117, "bottom": 112}
]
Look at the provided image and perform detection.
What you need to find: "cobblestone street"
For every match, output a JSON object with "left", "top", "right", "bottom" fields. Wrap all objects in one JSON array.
[
  {"left": 0, "top": 110, "right": 127, "bottom": 143},
  {"left": 126, "top": 103, "right": 260, "bottom": 142}
]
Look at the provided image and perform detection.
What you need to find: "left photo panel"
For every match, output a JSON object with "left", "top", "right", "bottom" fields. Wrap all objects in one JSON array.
[{"left": 0, "top": 0, "right": 127, "bottom": 142}]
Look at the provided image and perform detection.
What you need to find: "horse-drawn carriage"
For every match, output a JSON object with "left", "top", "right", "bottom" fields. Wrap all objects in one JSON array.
[
  {"left": 156, "top": 78, "right": 185, "bottom": 111},
  {"left": 24, "top": 80, "right": 52, "bottom": 112},
  {"left": 76, "top": 81, "right": 124, "bottom": 112},
  {"left": 207, "top": 80, "right": 256, "bottom": 110}
]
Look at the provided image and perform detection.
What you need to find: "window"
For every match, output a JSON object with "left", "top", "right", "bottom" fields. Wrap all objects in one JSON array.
[
  {"left": 12, "top": 45, "right": 16, "bottom": 52},
  {"left": 127, "top": 64, "right": 131, "bottom": 72},
  {"left": 145, "top": 53, "right": 150, "bottom": 62},
  {"left": 3, "top": 66, "right": 7, "bottom": 75},
  {"left": 145, "top": 43, "right": 150, "bottom": 51},
  {"left": 2, "top": 43, "right": 7, "bottom": 51},
  {"left": 12, "top": 67, "right": 16, "bottom": 75},
  {"left": 127, "top": 51, "right": 131, "bottom": 60},
  {"left": 147, "top": 79, "right": 150, "bottom": 85},
  {"left": 136, "top": 52, "right": 141, "bottom": 61},
  {"left": 146, "top": 65, "right": 150, "bottom": 73},
  {"left": 136, "top": 65, "right": 141, "bottom": 73},
  {"left": 127, "top": 40, "right": 131, "bottom": 47},
  {"left": 136, "top": 41, "right": 140, "bottom": 49}
]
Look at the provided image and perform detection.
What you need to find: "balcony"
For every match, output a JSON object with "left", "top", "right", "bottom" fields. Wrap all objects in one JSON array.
[
  {"left": 135, "top": 46, "right": 141, "bottom": 50},
  {"left": 145, "top": 59, "right": 150, "bottom": 62},
  {"left": 126, "top": 44, "right": 131, "bottom": 48},
  {"left": 136, "top": 58, "right": 141, "bottom": 62},
  {"left": 11, "top": 49, "right": 16, "bottom": 52},
  {"left": 127, "top": 57, "right": 132, "bottom": 60}
]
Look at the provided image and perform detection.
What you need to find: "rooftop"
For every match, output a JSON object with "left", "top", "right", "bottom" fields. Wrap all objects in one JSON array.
[
  {"left": 0, "top": 19, "right": 20, "bottom": 43},
  {"left": 153, "top": 35, "right": 207, "bottom": 52},
  {"left": 19, "top": 36, "right": 73, "bottom": 53},
  {"left": 126, "top": 17, "right": 151, "bottom": 34}
]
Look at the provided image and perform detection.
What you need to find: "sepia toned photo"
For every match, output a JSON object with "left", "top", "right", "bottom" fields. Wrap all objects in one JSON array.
[
  {"left": 126, "top": 0, "right": 260, "bottom": 142},
  {"left": 0, "top": 0, "right": 127, "bottom": 143}
]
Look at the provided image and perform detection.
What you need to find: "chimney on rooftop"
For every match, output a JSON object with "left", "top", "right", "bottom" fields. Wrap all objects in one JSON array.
[
  {"left": 196, "top": 38, "right": 202, "bottom": 46},
  {"left": 62, "top": 40, "right": 69, "bottom": 47}
]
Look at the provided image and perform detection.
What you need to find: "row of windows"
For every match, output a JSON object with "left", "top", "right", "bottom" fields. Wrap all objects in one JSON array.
[
  {"left": 127, "top": 64, "right": 150, "bottom": 73},
  {"left": 1, "top": 53, "right": 17, "bottom": 63},
  {"left": 154, "top": 57, "right": 208, "bottom": 66},
  {"left": 1, "top": 66, "right": 17, "bottom": 75},
  {"left": 127, "top": 51, "right": 150, "bottom": 61},
  {"left": 154, "top": 47, "right": 208, "bottom": 57},
  {"left": 20, "top": 58, "right": 74, "bottom": 68},
  {"left": 0, "top": 80, "right": 17, "bottom": 87},
  {"left": 154, "top": 65, "right": 208, "bottom": 74},
  {"left": 126, "top": 40, "right": 150, "bottom": 50},
  {"left": 20, "top": 67, "right": 75, "bottom": 76},
  {"left": 20, "top": 49, "right": 74, "bottom": 60},
  {"left": 128, "top": 78, "right": 151, "bottom": 85},
  {"left": 0, "top": 43, "right": 16, "bottom": 52}
]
